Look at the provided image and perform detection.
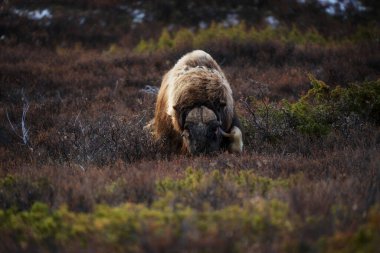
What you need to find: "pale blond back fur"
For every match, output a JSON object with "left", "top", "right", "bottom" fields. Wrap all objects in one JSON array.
[
  {"left": 165, "top": 50, "right": 234, "bottom": 131},
  {"left": 153, "top": 50, "right": 240, "bottom": 153}
]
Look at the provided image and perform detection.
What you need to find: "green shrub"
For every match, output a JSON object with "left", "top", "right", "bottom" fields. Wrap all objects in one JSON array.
[
  {"left": 304, "top": 28, "right": 327, "bottom": 45},
  {"left": 287, "top": 76, "right": 335, "bottom": 135},
  {"left": 157, "top": 28, "right": 173, "bottom": 51},
  {"left": 133, "top": 23, "right": 377, "bottom": 54},
  {"left": 134, "top": 38, "right": 156, "bottom": 54},
  {"left": 289, "top": 77, "right": 380, "bottom": 134},
  {"left": 225, "top": 22, "right": 248, "bottom": 42},
  {"left": 172, "top": 28, "right": 194, "bottom": 49},
  {"left": 193, "top": 22, "right": 224, "bottom": 48},
  {"left": 0, "top": 196, "right": 292, "bottom": 252},
  {"left": 351, "top": 23, "right": 380, "bottom": 43},
  {"left": 333, "top": 80, "right": 380, "bottom": 124},
  {"left": 248, "top": 25, "right": 278, "bottom": 43},
  {"left": 284, "top": 25, "right": 306, "bottom": 44},
  {"left": 156, "top": 168, "right": 296, "bottom": 209},
  {"left": 0, "top": 176, "right": 54, "bottom": 211},
  {"left": 0, "top": 167, "right": 377, "bottom": 252},
  {"left": 247, "top": 77, "right": 380, "bottom": 138},
  {"left": 279, "top": 26, "right": 327, "bottom": 45},
  {"left": 322, "top": 205, "right": 380, "bottom": 253}
]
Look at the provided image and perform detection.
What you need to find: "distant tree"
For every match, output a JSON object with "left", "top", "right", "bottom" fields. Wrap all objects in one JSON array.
[{"left": 1, "top": 0, "right": 378, "bottom": 47}]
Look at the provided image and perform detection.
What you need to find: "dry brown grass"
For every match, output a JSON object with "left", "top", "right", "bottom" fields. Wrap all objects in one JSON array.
[{"left": 0, "top": 41, "right": 379, "bottom": 252}]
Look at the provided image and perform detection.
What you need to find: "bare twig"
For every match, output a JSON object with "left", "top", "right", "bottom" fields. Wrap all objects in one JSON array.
[
  {"left": 240, "top": 98, "right": 267, "bottom": 133},
  {"left": 74, "top": 110, "right": 82, "bottom": 125},
  {"left": 21, "top": 100, "right": 30, "bottom": 145},
  {"left": 113, "top": 78, "right": 125, "bottom": 96},
  {"left": 6, "top": 109, "right": 21, "bottom": 138},
  {"left": 6, "top": 89, "right": 31, "bottom": 147}
]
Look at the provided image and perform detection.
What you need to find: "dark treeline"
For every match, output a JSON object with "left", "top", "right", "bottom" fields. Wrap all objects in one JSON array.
[{"left": 1, "top": 0, "right": 379, "bottom": 47}]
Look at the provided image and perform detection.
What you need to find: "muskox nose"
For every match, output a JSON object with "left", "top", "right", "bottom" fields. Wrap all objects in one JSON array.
[
  {"left": 190, "top": 141, "right": 207, "bottom": 155},
  {"left": 190, "top": 138, "right": 220, "bottom": 155},
  {"left": 185, "top": 118, "right": 222, "bottom": 155}
]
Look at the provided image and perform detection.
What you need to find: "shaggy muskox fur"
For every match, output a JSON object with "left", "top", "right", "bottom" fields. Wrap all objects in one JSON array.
[{"left": 152, "top": 50, "right": 243, "bottom": 154}]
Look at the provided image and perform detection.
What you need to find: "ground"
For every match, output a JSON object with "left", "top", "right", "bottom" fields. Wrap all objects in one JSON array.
[{"left": 0, "top": 28, "right": 379, "bottom": 252}]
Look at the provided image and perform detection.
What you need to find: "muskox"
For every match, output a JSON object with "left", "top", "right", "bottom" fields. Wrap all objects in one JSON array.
[{"left": 151, "top": 50, "right": 243, "bottom": 155}]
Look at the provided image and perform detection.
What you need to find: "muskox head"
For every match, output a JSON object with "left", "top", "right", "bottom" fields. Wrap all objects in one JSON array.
[{"left": 178, "top": 105, "right": 224, "bottom": 155}]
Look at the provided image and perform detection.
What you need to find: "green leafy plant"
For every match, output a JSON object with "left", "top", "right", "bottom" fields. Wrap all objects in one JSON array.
[
  {"left": 131, "top": 20, "right": 379, "bottom": 54},
  {"left": 0, "top": 176, "right": 54, "bottom": 211},
  {"left": 244, "top": 77, "right": 380, "bottom": 139}
]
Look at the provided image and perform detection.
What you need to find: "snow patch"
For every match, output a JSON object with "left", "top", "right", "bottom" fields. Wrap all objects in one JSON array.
[
  {"left": 11, "top": 8, "right": 52, "bottom": 20},
  {"left": 265, "top": 16, "right": 279, "bottom": 28}
]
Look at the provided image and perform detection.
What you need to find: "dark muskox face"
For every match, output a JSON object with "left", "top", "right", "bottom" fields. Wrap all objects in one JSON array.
[{"left": 180, "top": 106, "right": 223, "bottom": 155}]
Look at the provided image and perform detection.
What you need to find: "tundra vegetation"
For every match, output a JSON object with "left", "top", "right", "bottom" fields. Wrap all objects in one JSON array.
[{"left": 1, "top": 1, "right": 380, "bottom": 252}]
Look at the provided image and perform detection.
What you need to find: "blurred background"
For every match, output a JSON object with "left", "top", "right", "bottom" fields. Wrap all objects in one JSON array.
[{"left": 1, "top": 0, "right": 379, "bottom": 48}]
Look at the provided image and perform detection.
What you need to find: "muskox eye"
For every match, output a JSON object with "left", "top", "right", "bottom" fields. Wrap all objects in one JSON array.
[{"left": 209, "top": 126, "right": 219, "bottom": 137}]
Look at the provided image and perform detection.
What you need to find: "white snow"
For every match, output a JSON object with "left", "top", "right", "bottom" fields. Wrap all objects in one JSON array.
[{"left": 11, "top": 8, "right": 52, "bottom": 20}]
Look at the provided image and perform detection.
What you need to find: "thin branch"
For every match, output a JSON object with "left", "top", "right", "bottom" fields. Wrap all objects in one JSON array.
[
  {"left": 74, "top": 110, "right": 82, "bottom": 125},
  {"left": 6, "top": 109, "right": 22, "bottom": 139},
  {"left": 240, "top": 98, "right": 267, "bottom": 133},
  {"left": 21, "top": 101, "right": 30, "bottom": 145},
  {"left": 6, "top": 89, "right": 31, "bottom": 147}
]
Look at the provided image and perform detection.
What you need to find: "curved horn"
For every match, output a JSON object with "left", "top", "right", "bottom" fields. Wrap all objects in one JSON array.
[{"left": 219, "top": 128, "right": 232, "bottom": 138}]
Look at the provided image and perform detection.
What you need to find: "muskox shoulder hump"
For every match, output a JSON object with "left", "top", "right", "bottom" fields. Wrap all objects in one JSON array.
[{"left": 175, "top": 50, "right": 220, "bottom": 71}]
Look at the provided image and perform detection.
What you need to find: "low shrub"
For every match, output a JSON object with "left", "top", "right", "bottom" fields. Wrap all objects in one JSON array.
[
  {"left": 0, "top": 177, "right": 378, "bottom": 253},
  {"left": 0, "top": 173, "right": 294, "bottom": 253},
  {"left": 0, "top": 176, "right": 54, "bottom": 211},
  {"left": 321, "top": 205, "right": 380, "bottom": 253},
  {"left": 133, "top": 23, "right": 379, "bottom": 54},
  {"left": 156, "top": 168, "right": 297, "bottom": 209},
  {"left": 243, "top": 77, "right": 380, "bottom": 146}
]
